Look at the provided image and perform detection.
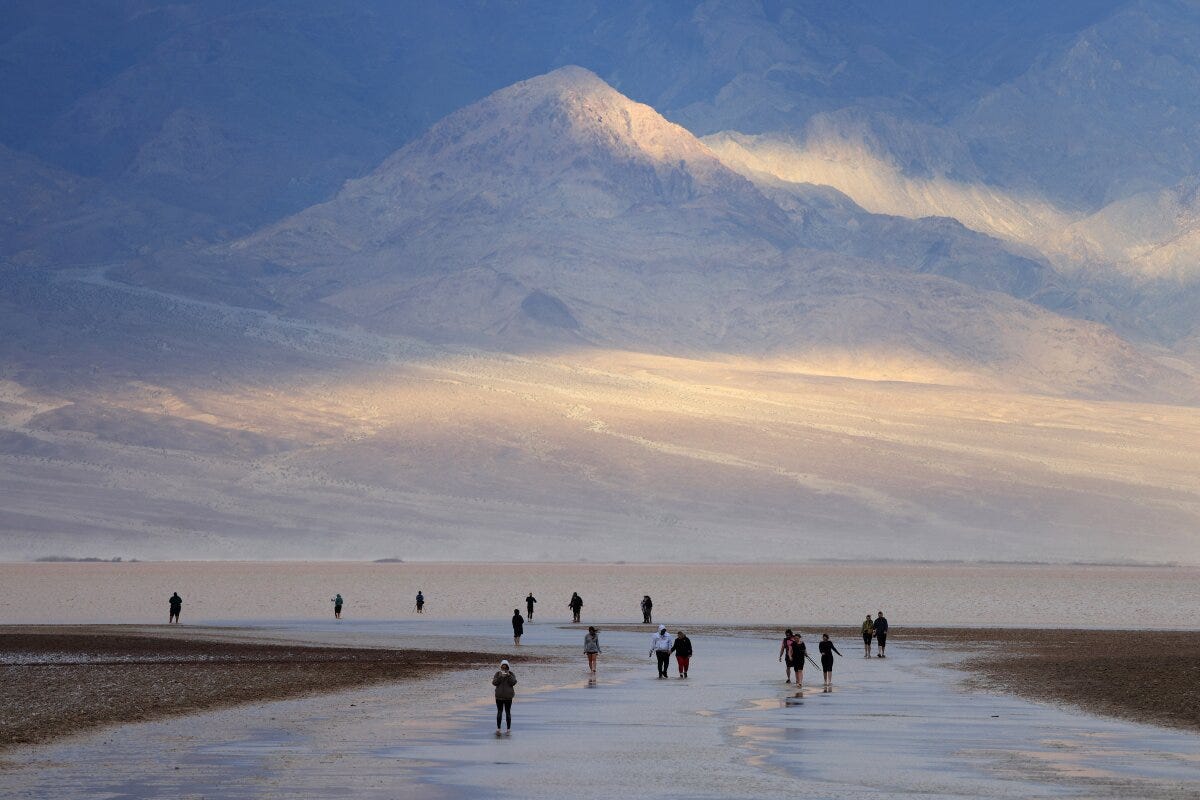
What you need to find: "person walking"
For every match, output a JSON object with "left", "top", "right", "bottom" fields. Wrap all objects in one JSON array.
[
  {"left": 492, "top": 659, "right": 517, "bottom": 734},
  {"left": 415, "top": 591, "right": 425, "bottom": 614},
  {"left": 331, "top": 593, "right": 343, "bottom": 620},
  {"left": 861, "top": 614, "right": 874, "bottom": 658},
  {"left": 511, "top": 609, "right": 524, "bottom": 646},
  {"left": 670, "top": 630, "right": 692, "bottom": 678},
  {"left": 641, "top": 595, "right": 653, "bottom": 624},
  {"left": 778, "top": 628, "right": 795, "bottom": 683},
  {"left": 650, "top": 625, "right": 673, "bottom": 678},
  {"left": 526, "top": 593, "right": 537, "bottom": 620},
  {"left": 789, "top": 633, "right": 813, "bottom": 687},
  {"left": 818, "top": 633, "right": 842, "bottom": 688},
  {"left": 568, "top": 592, "right": 583, "bottom": 623},
  {"left": 168, "top": 592, "right": 182, "bottom": 624},
  {"left": 873, "top": 610, "right": 889, "bottom": 657},
  {"left": 584, "top": 626, "right": 601, "bottom": 673}
]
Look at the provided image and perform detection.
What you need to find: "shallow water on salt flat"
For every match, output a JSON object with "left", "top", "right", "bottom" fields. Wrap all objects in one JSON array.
[{"left": 3, "top": 620, "right": 1198, "bottom": 800}]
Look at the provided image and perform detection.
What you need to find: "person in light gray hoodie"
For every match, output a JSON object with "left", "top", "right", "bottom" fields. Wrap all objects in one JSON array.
[
  {"left": 584, "top": 626, "right": 601, "bottom": 673},
  {"left": 649, "top": 625, "right": 673, "bottom": 678},
  {"left": 492, "top": 659, "right": 517, "bottom": 733}
]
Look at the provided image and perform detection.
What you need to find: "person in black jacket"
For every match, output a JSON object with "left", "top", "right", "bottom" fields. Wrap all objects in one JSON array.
[
  {"left": 818, "top": 633, "right": 842, "bottom": 688},
  {"left": 670, "top": 630, "right": 692, "bottom": 678},
  {"left": 168, "top": 592, "right": 182, "bottom": 624},
  {"left": 568, "top": 592, "right": 583, "bottom": 623},
  {"left": 641, "top": 595, "right": 653, "bottom": 624},
  {"left": 873, "top": 611, "right": 889, "bottom": 657},
  {"left": 511, "top": 609, "right": 524, "bottom": 646},
  {"left": 525, "top": 593, "right": 537, "bottom": 620}
]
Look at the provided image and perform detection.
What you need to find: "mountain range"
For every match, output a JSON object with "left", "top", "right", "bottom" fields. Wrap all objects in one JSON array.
[{"left": 1, "top": 1, "right": 1198, "bottom": 562}]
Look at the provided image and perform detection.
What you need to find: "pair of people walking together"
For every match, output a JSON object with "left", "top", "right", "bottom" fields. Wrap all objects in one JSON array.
[{"left": 649, "top": 626, "right": 692, "bottom": 678}]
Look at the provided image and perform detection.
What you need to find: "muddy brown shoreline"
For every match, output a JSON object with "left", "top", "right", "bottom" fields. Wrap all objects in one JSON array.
[
  {"left": 0, "top": 627, "right": 516, "bottom": 750},
  {"left": 905, "top": 627, "right": 1200, "bottom": 734}
]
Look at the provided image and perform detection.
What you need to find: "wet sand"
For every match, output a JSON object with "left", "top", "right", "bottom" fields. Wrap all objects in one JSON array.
[
  {"left": 907, "top": 627, "right": 1200, "bottom": 734},
  {"left": 0, "top": 626, "right": 510, "bottom": 749},
  {"left": 603, "top": 623, "right": 1200, "bottom": 732}
]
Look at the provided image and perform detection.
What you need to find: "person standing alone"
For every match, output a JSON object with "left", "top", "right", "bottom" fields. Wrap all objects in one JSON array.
[
  {"left": 584, "top": 626, "right": 601, "bottom": 673},
  {"left": 492, "top": 659, "right": 517, "bottom": 734},
  {"left": 415, "top": 591, "right": 425, "bottom": 614},
  {"left": 331, "top": 593, "right": 343, "bottom": 620},
  {"left": 641, "top": 595, "right": 653, "bottom": 624},
  {"left": 650, "top": 625, "right": 673, "bottom": 678},
  {"left": 568, "top": 592, "right": 583, "bottom": 623},
  {"left": 168, "top": 592, "right": 182, "bottom": 624},
  {"left": 511, "top": 609, "right": 524, "bottom": 646},
  {"left": 873, "top": 610, "right": 889, "bottom": 657},
  {"left": 526, "top": 592, "right": 537, "bottom": 620},
  {"left": 818, "top": 633, "right": 842, "bottom": 688}
]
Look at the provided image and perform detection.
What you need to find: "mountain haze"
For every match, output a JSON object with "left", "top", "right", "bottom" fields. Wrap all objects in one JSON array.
[
  {"left": 2, "top": 3, "right": 1199, "bottom": 563},
  {"left": 133, "top": 68, "right": 1188, "bottom": 401}
]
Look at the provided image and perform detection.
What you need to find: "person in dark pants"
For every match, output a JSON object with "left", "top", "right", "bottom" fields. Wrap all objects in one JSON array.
[
  {"left": 415, "top": 591, "right": 425, "bottom": 614},
  {"left": 861, "top": 614, "right": 874, "bottom": 658},
  {"left": 670, "top": 630, "right": 692, "bottom": 678},
  {"left": 778, "top": 628, "right": 795, "bottom": 682},
  {"left": 168, "top": 592, "right": 182, "bottom": 624},
  {"left": 818, "top": 633, "right": 842, "bottom": 688},
  {"left": 789, "top": 633, "right": 810, "bottom": 687},
  {"left": 526, "top": 593, "right": 537, "bottom": 620},
  {"left": 492, "top": 659, "right": 517, "bottom": 734},
  {"left": 649, "top": 625, "right": 673, "bottom": 678},
  {"left": 568, "top": 592, "right": 583, "bottom": 623},
  {"left": 331, "top": 593, "right": 343, "bottom": 620},
  {"left": 641, "top": 595, "right": 653, "bottom": 624},
  {"left": 511, "top": 609, "right": 524, "bottom": 646},
  {"left": 873, "top": 610, "right": 889, "bottom": 657}
]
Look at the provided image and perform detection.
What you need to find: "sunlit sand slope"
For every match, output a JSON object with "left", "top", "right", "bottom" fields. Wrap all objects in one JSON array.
[{"left": 2, "top": 344, "right": 1195, "bottom": 562}]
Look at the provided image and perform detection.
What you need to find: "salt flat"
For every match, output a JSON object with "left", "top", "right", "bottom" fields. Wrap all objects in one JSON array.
[{"left": 3, "top": 620, "right": 1197, "bottom": 799}]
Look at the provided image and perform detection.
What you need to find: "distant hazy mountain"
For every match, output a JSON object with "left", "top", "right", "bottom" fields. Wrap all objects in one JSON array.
[
  {"left": 132, "top": 66, "right": 1181, "bottom": 401},
  {"left": 3, "top": 3, "right": 1199, "bottom": 563}
]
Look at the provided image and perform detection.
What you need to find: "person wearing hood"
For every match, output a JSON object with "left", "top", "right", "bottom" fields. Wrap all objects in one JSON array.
[
  {"left": 492, "top": 659, "right": 517, "bottom": 733},
  {"left": 670, "top": 630, "right": 692, "bottom": 678},
  {"left": 649, "top": 625, "right": 673, "bottom": 678},
  {"left": 568, "top": 592, "right": 583, "bottom": 623},
  {"left": 511, "top": 609, "right": 524, "bottom": 646}
]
